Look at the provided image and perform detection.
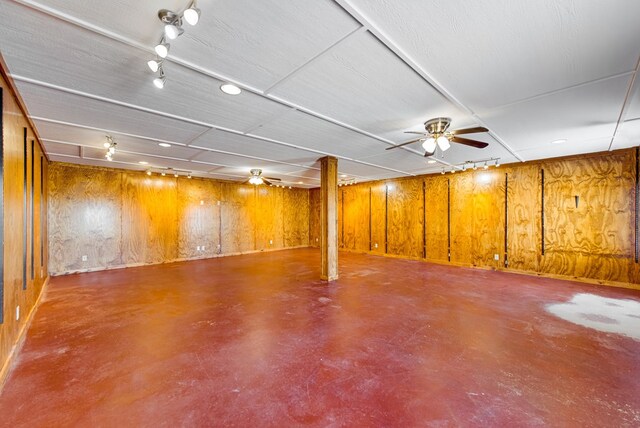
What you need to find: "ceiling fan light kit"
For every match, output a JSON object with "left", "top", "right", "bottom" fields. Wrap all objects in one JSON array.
[
  {"left": 387, "top": 117, "right": 490, "bottom": 158},
  {"left": 148, "top": 2, "right": 201, "bottom": 88},
  {"left": 245, "top": 168, "right": 284, "bottom": 187}
]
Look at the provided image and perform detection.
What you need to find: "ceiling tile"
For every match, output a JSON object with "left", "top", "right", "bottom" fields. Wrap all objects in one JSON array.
[
  {"left": 188, "top": 127, "right": 320, "bottom": 166},
  {"left": 346, "top": 0, "right": 640, "bottom": 111},
  {"left": 270, "top": 30, "right": 468, "bottom": 137},
  {"left": 480, "top": 74, "right": 631, "bottom": 158},
  {"left": 251, "top": 110, "right": 389, "bottom": 159},
  {"left": 16, "top": 82, "right": 208, "bottom": 143}
]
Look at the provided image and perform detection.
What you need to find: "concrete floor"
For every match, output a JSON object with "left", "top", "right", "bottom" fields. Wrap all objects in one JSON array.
[{"left": 0, "top": 249, "right": 639, "bottom": 427}]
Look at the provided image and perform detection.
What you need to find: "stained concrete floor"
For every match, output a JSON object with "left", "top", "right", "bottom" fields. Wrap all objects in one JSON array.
[{"left": 0, "top": 249, "right": 639, "bottom": 427}]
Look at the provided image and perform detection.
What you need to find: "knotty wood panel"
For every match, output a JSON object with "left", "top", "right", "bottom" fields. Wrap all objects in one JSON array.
[
  {"left": 220, "top": 182, "right": 255, "bottom": 254},
  {"left": 177, "top": 177, "right": 221, "bottom": 259},
  {"left": 48, "top": 163, "right": 123, "bottom": 272},
  {"left": 541, "top": 152, "right": 635, "bottom": 283},
  {"left": 1, "top": 69, "right": 49, "bottom": 378},
  {"left": 387, "top": 179, "right": 423, "bottom": 258},
  {"left": 309, "top": 188, "right": 321, "bottom": 247},
  {"left": 341, "top": 185, "right": 370, "bottom": 252},
  {"left": 370, "top": 183, "right": 386, "bottom": 254},
  {"left": 284, "top": 188, "right": 309, "bottom": 247},
  {"left": 506, "top": 165, "right": 541, "bottom": 272},
  {"left": 425, "top": 176, "right": 449, "bottom": 262},
  {"left": 255, "top": 186, "right": 284, "bottom": 250},
  {"left": 121, "top": 172, "right": 179, "bottom": 265}
]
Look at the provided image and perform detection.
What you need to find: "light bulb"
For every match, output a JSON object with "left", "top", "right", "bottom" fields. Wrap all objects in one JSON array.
[
  {"left": 422, "top": 137, "right": 436, "bottom": 153},
  {"left": 495, "top": 161, "right": 500, "bottom": 168},
  {"left": 174, "top": 173, "right": 179, "bottom": 178},
  {"left": 187, "top": 174, "right": 192, "bottom": 179},
  {"left": 153, "top": 75, "right": 166, "bottom": 89},
  {"left": 164, "top": 24, "right": 184, "bottom": 40},
  {"left": 155, "top": 42, "right": 170, "bottom": 58},
  {"left": 147, "top": 59, "right": 161, "bottom": 72},
  {"left": 161, "top": 172, "right": 166, "bottom": 176},
  {"left": 183, "top": 5, "right": 200, "bottom": 26},
  {"left": 483, "top": 162, "right": 488, "bottom": 170},
  {"left": 437, "top": 136, "right": 450, "bottom": 151},
  {"left": 441, "top": 169, "right": 445, "bottom": 175},
  {"left": 103, "top": 142, "right": 110, "bottom": 148}
]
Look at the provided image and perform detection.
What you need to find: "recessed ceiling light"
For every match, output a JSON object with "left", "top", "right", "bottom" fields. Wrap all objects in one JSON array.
[
  {"left": 427, "top": 160, "right": 436, "bottom": 164},
  {"left": 139, "top": 161, "right": 148, "bottom": 165},
  {"left": 340, "top": 174, "right": 347, "bottom": 178},
  {"left": 158, "top": 143, "right": 171, "bottom": 148},
  {"left": 298, "top": 181, "right": 303, "bottom": 184},
  {"left": 220, "top": 84, "right": 241, "bottom": 95},
  {"left": 551, "top": 139, "right": 567, "bottom": 145}
]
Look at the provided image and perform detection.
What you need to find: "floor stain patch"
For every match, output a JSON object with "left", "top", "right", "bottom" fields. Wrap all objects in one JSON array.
[{"left": 547, "top": 293, "right": 640, "bottom": 340}]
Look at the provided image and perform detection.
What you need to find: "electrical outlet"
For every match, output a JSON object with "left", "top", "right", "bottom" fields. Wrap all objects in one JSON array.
[
  {"left": 269, "top": 239, "right": 273, "bottom": 245},
  {"left": 16, "top": 306, "right": 20, "bottom": 321},
  {"left": 374, "top": 243, "right": 378, "bottom": 249},
  {"left": 197, "top": 246, "right": 201, "bottom": 251},
  {"left": 316, "top": 238, "right": 319, "bottom": 242},
  {"left": 202, "top": 246, "right": 206, "bottom": 251},
  {"left": 494, "top": 254, "right": 499, "bottom": 261},
  {"left": 81, "top": 255, "right": 88, "bottom": 262}
]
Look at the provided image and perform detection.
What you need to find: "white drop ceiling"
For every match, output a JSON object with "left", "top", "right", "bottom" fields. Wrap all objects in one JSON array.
[{"left": 1, "top": 0, "right": 639, "bottom": 187}]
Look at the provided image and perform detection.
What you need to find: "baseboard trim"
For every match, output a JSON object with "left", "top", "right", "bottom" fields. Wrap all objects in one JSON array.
[
  {"left": 335, "top": 247, "right": 640, "bottom": 291},
  {"left": 0, "top": 276, "right": 50, "bottom": 389},
  {"left": 50, "top": 245, "right": 311, "bottom": 276}
]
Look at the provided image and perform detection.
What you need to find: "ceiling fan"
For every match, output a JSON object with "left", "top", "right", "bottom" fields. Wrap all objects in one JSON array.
[
  {"left": 244, "top": 168, "right": 281, "bottom": 186},
  {"left": 386, "top": 117, "right": 489, "bottom": 157}
]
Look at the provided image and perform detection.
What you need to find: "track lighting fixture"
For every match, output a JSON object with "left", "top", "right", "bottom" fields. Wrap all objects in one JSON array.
[
  {"left": 146, "top": 170, "right": 152, "bottom": 176},
  {"left": 153, "top": 67, "right": 166, "bottom": 89},
  {"left": 483, "top": 162, "right": 489, "bottom": 170},
  {"left": 473, "top": 163, "right": 478, "bottom": 170},
  {"left": 441, "top": 168, "right": 445, "bottom": 175},
  {"left": 495, "top": 160, "right": 500, "bottom": 167},
  {"left": 148, "top": 3, "right": 202, "bottom": 87},
  {"left": 187, "top": 174, "right": 192, "bottom": 179},
  {"left": 104, "top": 135, "right": 116, "bottom": 162},
  {"left": 174, "top": 173, "right": 179, "bottom": 178}
]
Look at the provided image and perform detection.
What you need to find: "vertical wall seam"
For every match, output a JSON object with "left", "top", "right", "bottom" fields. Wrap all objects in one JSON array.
[
  {"left": 541, "top": 168, "right": 545, "bottom": 256},
  {"left": 385, "top": 184, "right": 388, "bottom": 254},
  {"left": 635, "top": 147, "right": 639, "bottom": 263},
  {"left": 447, "top": 178, "right": 451, "bottom": 262},
  {"left": 422, "top": 180, "right": 426, "bottom": 259},
  {"left": 22, "top": 128, "right": 27, "bottom": 290},
  {"left": 504, "top": 173, "right": 508, "bottom": 268}
]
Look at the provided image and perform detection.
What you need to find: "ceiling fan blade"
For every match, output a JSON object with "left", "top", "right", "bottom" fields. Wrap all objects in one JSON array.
[
  {"left": 263, "top": 179, "right": 273, "bottom": 186},
  {"left": 423, "top": 150, "right": 435, "bottom": 157},
  {"left": 451, "top": 126, "right": 489, "bottom": 135},
  {"left": 404, "top": 131, "right": 428, "bottom": 135},
  {"left": 264, "top": 176, "right": 281, "bottom": 181},
  {"left": 386, "top": 138, "right": 423, "bottom": 150},
  {"left": 450, "top": 136, "right": 489, "bottom": 148}
]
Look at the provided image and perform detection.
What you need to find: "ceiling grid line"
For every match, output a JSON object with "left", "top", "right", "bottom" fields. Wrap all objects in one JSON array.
[{"left": 608, "top": 54, "right": 640, "bottom": 151}]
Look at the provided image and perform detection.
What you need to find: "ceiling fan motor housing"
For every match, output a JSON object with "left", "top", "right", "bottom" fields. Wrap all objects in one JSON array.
[{"left": 424, "top": 117, "right": 452, "bottom": 135}]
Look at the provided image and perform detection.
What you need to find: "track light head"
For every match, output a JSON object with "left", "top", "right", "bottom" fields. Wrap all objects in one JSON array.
[
  {"left": 147, "top": 59, "right": 162, "bottom": 72},
  {"left": 184, "top": 3, "right": 201, "bottom": 26},
  {"left": 153, "top": 68, "right": 166, "bottom": 89},
  {"left": 146, "top": 170, "right": 152, "bottom": 176},
  {"left": 484, "top": 162, "right": 489, "bottom": 170},
  {"left": 164, "top": 23, "right": 184, "bottom": 39},
  {"left": 495, "top": 160, "right": 500, "bottom": 168},
  {"left": 154, "top": 40, "right": 170, "bottom": 58},
  {"left": 473, "top": 163, "right": 477, "bottom": 170}
]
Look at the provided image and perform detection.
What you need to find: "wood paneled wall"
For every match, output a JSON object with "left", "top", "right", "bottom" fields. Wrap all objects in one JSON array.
[
  {"left": 311, "top": 149, "right": 640, "bottom": 289},
  {"left": 1, "top": 68, "right": 49, "bottom": 380},
  {"left": 48, "top": 163, "right": 310, "bottom": 275}
]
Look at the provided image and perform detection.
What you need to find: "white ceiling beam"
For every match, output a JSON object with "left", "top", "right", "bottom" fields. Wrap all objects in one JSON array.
[
  {"left": 608, "top": 55, "right": 640, "bottom": 151},
  {"left": 332, "top": 0, "right": 524, "bottom": 162}
]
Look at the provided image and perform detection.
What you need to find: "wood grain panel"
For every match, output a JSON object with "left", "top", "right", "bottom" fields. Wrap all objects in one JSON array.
[
  {"left": 48, "top": 164, "right": 122, "bottom": 272},
  {"left": 309, "top": 188, "right": 321, "bottom": 247},
  {"left": 387, "top": 179, "right": 423, "bottom": 258},
  {"left": 255, "top": 186, "right": 284, "bottom": 250},
  {"left": 220, "top": 182, "right": 255, "bottom": 254},
  {"left": 341, "top": 185, "right": 370, "bottom": 252},
  {"left": 177, "top": 177, "right": 221, "bottom": 259},
  {"left": 284, "top": 188, "right": 309, "bottom": 247},
  {"left": 370, "top": 183, "right": 386, "bottom": 254},
  {"left": 425, "top": 176, "right": 449, "bottom": 262},
  {"left": 121, "top": 172, "right": 179, "bottom": 264},
  {"left": 450, "top": 172, "right": 474, "bottom": 265},
  {"left": 1, "top": 67, "right": 50, "bottom": 380},
  {"left": 540, "top": 152, "right": 635, "bottom": 283},
  {"left": 506, "top": 165, "right": 541, "bottom": 272}
]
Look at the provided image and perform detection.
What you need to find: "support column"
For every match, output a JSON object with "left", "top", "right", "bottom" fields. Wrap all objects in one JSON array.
[{"left": 320, "top": 156, "right": 338, "bottom": 281}]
